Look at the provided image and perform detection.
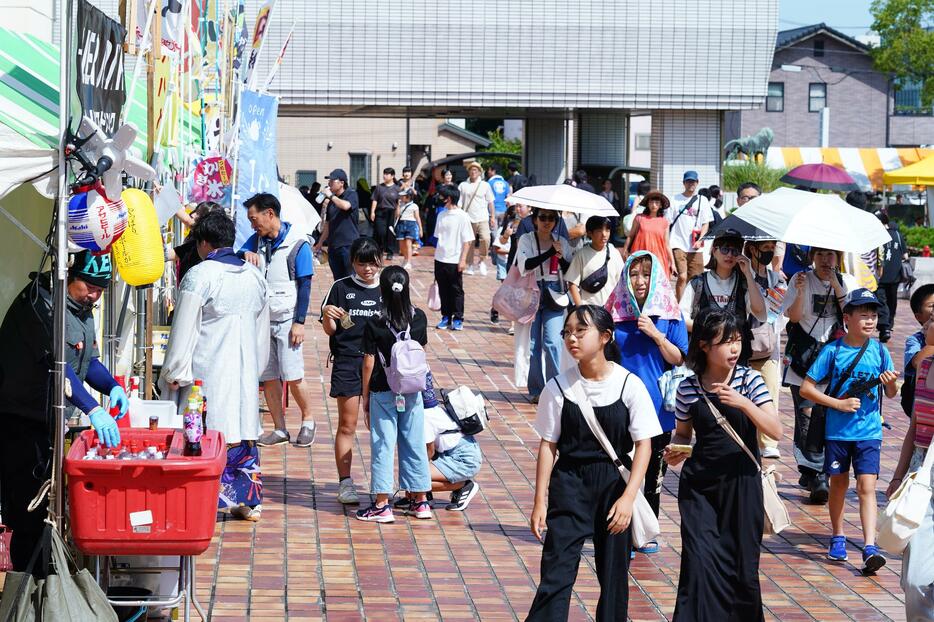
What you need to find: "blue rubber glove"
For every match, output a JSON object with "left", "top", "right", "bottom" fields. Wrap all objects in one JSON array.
[
  {"left": 109, "top": 385, "right": 130, "bottom": 420},
  {"left": 88, "top": 407, "right": 121, "bottom": 448}
]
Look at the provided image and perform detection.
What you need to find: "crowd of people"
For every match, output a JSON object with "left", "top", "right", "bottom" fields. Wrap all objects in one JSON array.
[{"left": 1, "top": 158, "right": 931, "bottom": 621}]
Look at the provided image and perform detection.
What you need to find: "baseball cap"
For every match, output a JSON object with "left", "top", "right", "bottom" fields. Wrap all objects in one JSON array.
[
  {"left": 843, "top": 288, "right": 883, "bottom": 310},
  {"left": 683, "top": 170, "right": 699, "bottom": 182},
  {"left": 69, "top": 250, "right": 112, "bottom": 287},
  {"left": 326, "top": 169, "right": 348, "bottom": 183},
  {"left": 713, "top": 228, "right": 744, "bottom": 246}
]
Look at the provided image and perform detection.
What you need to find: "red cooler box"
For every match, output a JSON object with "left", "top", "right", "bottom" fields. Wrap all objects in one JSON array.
[{"left": 65, "top": 429, "right": 225, "bottom": 555}]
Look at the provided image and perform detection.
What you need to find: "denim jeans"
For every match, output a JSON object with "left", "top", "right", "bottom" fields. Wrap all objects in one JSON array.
[
  {"left": 369, "top": 391, "right": 430, "bottom": 494},
  {"left": 493, "top": 252, "right": 508, "bottom": 281},
  {"left": 528, "top": 283, "right": 566, "bottom": 398}
]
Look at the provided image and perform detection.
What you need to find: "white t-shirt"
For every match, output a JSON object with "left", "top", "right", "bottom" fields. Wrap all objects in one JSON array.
[
  {"left": 679, "top": 270, "right": 767, "bottom": 323},
  {"left": 781, "top": 270, "right": 859, "bottom": 386},
  {"left": 563, "top": 213, "right": 585, "bottom": 253},
  {"left": 516, "top": 231, "right": 573, "bottom": 283},
  {"left": 534, "top": 364, "right": 662, "bottom": 443},
  {"left": 434, "top": 208, "right": 475, "bottom": 264},
  {"left": 666, "top": 193, "right": 713, "bottom": 251},
  {"left": 565, "top": 244, "right": 626, "bottom": 307},
  {"left": 457, "top": 180, "right": 495, "bottom": 223},
  {"left": 424, "top": 405, "right": 462, "bottom": 453},
  {"left": 398, "top": 200, "right": 418, "bottom": 222}
]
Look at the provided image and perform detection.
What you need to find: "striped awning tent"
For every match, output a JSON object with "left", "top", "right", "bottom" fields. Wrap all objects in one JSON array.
[
  {"left": 0, "top": 26, "right": 201, "bottom": 168},
  {"left": 766, "top": 147, "right": 934, "bottom": 191}
]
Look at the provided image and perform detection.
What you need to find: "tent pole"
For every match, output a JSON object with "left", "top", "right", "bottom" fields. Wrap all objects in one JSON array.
[{"left": 51, "top": 0, "right": 74, "bottom": 532}]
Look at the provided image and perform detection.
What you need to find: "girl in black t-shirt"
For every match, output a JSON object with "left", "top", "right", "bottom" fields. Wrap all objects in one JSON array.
[{"left": 321, "top": 237, "right": 383, "bottom": 506}]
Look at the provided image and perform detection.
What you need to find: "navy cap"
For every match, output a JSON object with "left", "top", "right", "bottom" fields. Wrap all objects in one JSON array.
[
  {"left": 326, "top": 169, "right": 348, "bottom": 183},
  {"left": 843, "top": 288, "right": 883, "bottom": 310},
  {"left": 683, "top": 170, "right": 699, "bottom": 182}
]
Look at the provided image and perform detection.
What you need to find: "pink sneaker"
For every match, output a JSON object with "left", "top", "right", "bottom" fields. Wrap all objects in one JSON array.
[{"left": 355, "top": 503, "right": 394, "bottom": 523}]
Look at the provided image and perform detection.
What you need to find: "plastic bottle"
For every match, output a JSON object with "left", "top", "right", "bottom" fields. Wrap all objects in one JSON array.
[
  {"left": 117, "top": 445, "right": 131, "bottom": 460},
  {"left": 183, "top": 397, "right": 203, "bottom": 456},
  {"left": 127, "top": 376, "right": 145, "bottom": 428},
  {"left": 83, "top": 447, "right": 99, "bottom": 460}
]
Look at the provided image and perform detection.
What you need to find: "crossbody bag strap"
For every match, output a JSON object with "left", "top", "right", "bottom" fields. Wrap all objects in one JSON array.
[
  {"left": 699, "top": 390, "right": 761, "bottom": 472},
  {"left": 565, "top": 374, "right": 631, "bottom": 481},
  {"left": 669, "top": 195, "right": 698, "bottom": 230},
  {"left": 827, "top": 338, "right": 871, "bottom": 399}
]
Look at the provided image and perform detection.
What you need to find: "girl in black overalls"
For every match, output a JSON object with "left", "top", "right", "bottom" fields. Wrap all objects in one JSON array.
[{"left": 527, "top": 305, "right": 660, "bottom": 621}]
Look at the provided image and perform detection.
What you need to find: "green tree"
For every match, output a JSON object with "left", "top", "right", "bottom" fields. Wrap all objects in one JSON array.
[
  {"left": 870, "top": 0, "right": 934, "bottom": 107},
  {"left": 479, "top": 129, "right": 522, "bottom": 176}
]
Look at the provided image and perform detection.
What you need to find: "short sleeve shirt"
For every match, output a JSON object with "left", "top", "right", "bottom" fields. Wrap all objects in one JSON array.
[
  {"left": 326, "top": 189, "right": 360, "bottom": 249},
  {"left": 457, "top": 180, "right": 495, "bottom": 223},
  {"left": 320, "top": 275, "right": 382, "bottom": 357},
  {"left": 675, "top": 366, "right": 771, "bottom": 421},
  {"left": 362, "top": 309, "right": 429, "bottom": 393},
  {"left": 424, "top": 405, "right": 462, "bottom": 452},
  {"left": 434, "top": 208, "right": 475, "bottom": 264},
  {"left": 372, "top": 183, "right": 400, "bottom": 213},
  {"left": 564, "top": 244, "right": 625, "bottom": 307},
  {"left": 905, "top": 330, "right": 925, "bottom": 379},
  {"left": 806, "top": 339, "right": 894, "bottom": 441},
  {"left": 534, "top": 364, "right": 662, "bottom": 443},
  {"left": 666, "top": 193, "right": 713, "bottom": 251}
]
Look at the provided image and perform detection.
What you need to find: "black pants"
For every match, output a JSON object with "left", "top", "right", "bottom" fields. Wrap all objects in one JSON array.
[
  {"left": 527, "top": 460, "right": 631, "bottom": 622},
  {"left": 876, "top": 281, "right": 899, "bottom": 333},
  {"left": 372, "top": 211, "right": 394, "bottom": 258},
  {"left": 643, "top": 431, "right": 672, "bottom": 517},
  {"left": 0, "top": 416, "right": 52, "bottom": 577},
  {"left": 434, "top": 261, "right": 464, "bottom": 321}
]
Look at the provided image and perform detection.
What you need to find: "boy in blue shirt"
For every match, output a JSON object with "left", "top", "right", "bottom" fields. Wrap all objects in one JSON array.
[{"left": 800, "top": 288, "right": 899, "bottom": 574}]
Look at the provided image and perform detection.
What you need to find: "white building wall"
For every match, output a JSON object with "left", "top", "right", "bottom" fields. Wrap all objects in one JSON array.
[
  {"left": 1, "top": 0, "right": 53, "bottom": 39},
  {"left": 651, "top": 111, "right": 721, "bottom": 196}
]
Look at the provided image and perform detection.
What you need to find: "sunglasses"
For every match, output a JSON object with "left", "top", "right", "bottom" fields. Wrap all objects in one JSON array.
[
  {"left": 537, "top": 213, "right": 558, "bottom": 222},
  {"left": 716, "top": 246, "right": 743, "bottom": 257}
]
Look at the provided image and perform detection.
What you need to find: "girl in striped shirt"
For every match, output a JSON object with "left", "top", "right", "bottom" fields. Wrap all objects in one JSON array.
[{"left": 665, "top": 308, "right": 781, "bottom": 622}]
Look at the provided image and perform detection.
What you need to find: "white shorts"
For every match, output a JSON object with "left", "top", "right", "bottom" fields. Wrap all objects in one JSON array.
[{"left": 260, "top": 320, "right": 305, "bottom": 382}]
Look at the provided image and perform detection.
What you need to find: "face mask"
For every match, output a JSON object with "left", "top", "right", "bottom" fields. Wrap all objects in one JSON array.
[{"left": 757, "top": 250, "right": 775, "bottom": 265}]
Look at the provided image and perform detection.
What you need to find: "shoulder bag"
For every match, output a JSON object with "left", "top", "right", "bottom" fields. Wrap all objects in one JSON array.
[
  {"left": 492, "top": 264, "right": 540, "bottom": 324},
  {"left": 579, "top": 246, "right": 612, "bottom": 294},
  {"left": 535, "top": 234, "right": 570, "bottom": 311},
  {"left": 699, "top": 391, "right": 791, "bottom": 535},
  {"left": 668, "top": 195, "right": 698, "bottom": 232},
  {"left": 804, "top": 339, "right": 870, "bottom": 455},
  {"left": 785, "top": 279, "right": 842, "bottom": 378},
  {"left": 564, "top": 373, "right": 660, "bottom": 548},
  {"left": 878, "top": 443, "right": 934, "bottom": 553}
]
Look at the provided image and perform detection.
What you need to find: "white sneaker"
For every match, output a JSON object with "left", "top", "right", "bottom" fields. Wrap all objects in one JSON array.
[
  {"left": 761, "top": 446, "right": 781, "bottom": 459},
  {"left": 403, "top": 262, "right": 413, "bottom": 271},
  {"left": 338, "top": 479, "right": 360, "bottom": 505},
  {"left": 465, "top": 266, "right": 475, "bottom": 275},
  {"left": 478, "top": 262, "right": 488, "bottom": 276}
]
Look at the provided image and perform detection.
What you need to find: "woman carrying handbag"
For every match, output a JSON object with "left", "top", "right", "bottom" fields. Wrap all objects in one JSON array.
[
  {"left": 665, "top": 309, "right": 782, "bottom": 622},
  {"left": 515, "top": 208, "right": 573, "bottom": 402},
  {"left": 886, "top": 354, "right": 934, "bottom": 620},
  {"left": 527, "top": 305, "right": 660, "bottom": 621}
]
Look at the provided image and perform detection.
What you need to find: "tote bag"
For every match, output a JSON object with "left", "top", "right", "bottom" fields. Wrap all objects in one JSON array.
[
  {"left": 492, "top": 265, "right": 540, "bottom": 324},
  {"left": 878, "top": 444, "right": 934, "bottom": 553}
]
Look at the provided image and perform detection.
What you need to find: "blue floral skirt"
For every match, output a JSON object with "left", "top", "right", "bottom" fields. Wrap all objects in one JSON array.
[{"left": 218, "top": 441, "right": 263, "bottom": 510}]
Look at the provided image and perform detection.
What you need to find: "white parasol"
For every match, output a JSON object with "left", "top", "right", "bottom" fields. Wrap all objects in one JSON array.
[
  {"left": 731, "top": 187, "right": 890, "bottom": 253},
  {"left": 506, "top": 184, "right": 617, "bottom": 217}
]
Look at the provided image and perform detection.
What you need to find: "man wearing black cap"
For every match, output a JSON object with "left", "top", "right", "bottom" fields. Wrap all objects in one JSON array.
[
  {"left": 0, "top": 251, "right": 126, "bottom": 573},
  {"left": 314, "top": 168, "right": 360, "bottom": 280}
]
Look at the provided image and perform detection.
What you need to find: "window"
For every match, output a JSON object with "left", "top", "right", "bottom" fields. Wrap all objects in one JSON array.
[
  {"left": 809, "top": 83, "right": 827, "bottom": 112},
  {"left": 348, "top": 153, "right": 372, "bottom": 186},
  {"left": 814, "top": 39, "right": 825, "bottom": 57},
  {"left": 766, "top": 82, "right": 784, "bottom": 112},
  {"left": 296, "top": 170, "right": 317, "bottom": 187},
  {"left": 634, "top": 133, "right": 651, "bottom": 151}
]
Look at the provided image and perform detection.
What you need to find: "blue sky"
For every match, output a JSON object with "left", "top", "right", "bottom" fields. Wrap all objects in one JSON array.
[{"left": 780, "top": 0, "right": 875, "bottom": 34}]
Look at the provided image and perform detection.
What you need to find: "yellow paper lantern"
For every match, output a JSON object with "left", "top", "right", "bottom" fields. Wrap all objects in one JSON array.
[{"left": 112, "top": 188, "right": 165, "bottom": 286}]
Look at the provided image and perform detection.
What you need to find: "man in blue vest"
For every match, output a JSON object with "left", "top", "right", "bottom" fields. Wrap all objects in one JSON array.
[{"left": 241, "top": 193, "right": 317, "bottom": 448}]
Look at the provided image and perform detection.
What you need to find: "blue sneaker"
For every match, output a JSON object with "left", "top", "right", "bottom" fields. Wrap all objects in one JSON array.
[
  {"left": 827, "top": 535, "right": 848, "bottom": 561},
  {"left": 861, "top": 545, "right": 886, "bottom": 574},
  {"left": 452, "top": 319, "right": 464, "bottom": 331},
  {"left": 635, "top": 540, "right": 659, "bottom": 554},
  {"left": 436, "top": 317, "right": 450, "bottom": 330}
]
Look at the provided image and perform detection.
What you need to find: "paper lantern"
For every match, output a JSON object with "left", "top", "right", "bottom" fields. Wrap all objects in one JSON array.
[
  {"left": 67, "top": 189, "right": 127, "bottom": 253},
  {"left": 112, "top": 188, "right": 165, "bottom": 286}
]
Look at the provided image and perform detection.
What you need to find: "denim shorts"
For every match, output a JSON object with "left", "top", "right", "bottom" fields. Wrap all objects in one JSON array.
[
  {"left": 433, "top": 436, "right": 482, "bottom": 483},
  {"left": 824, "top": 439, "right": 882, "bottom": 476},
  {"left": 395, "top": 220, "right": 419, "bottom": 241}
]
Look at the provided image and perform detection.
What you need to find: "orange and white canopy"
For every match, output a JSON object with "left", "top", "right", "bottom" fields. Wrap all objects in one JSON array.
[{"left": 766, "top": 147, "right": 933, "bottom": 190}]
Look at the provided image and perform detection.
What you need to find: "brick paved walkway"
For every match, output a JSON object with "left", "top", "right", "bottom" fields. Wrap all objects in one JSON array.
[{"left": 196, "top": 251, "right": 915, "bottom": 621}]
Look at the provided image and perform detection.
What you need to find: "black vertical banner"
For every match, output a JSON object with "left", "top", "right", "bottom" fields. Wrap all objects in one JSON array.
[{"left": 75, "top": 0, "right": 127, "bottom": 136}]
